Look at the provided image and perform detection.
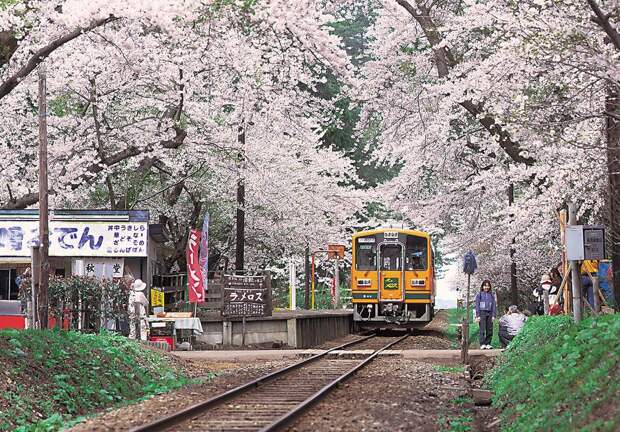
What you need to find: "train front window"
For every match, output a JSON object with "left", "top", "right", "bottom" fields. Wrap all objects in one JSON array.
[
  {"left": 355, "top": 237, "right": 376, "bottom": 270},
  {"left": 406, "top": 236, "right": 428, "bottom": 270},
  {"left": 380, "top": 244, "right": 402, "bottom": 271}
]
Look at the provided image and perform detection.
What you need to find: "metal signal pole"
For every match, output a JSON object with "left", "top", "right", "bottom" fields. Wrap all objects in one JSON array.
[{"left": 38, "top": 66, "right": 50, "bottom": 329}]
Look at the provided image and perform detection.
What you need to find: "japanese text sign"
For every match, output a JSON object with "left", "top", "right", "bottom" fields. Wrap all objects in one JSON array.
[
  {"left": 151, "top": 288, "right": 165, "bottom": 307},
  {"left": 186, "top": 229, "right": 205, "bottom": 303},
  {"left": 0, "top": 221, "right": 148, "bottom": 257},
  {"left": 222, "top": 275, "right": 271, "bottom": 318}
]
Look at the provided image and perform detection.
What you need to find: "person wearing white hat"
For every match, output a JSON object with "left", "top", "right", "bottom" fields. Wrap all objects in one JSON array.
[{"left": 128, "top": 279, "right": 149, "bottom": 340}]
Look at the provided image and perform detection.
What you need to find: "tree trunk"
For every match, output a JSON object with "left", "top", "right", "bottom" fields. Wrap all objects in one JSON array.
[
  {"left": 235, "top": 125, "right": 246, "bottom": 274},
  {"left": 508, "top": 183, "right": 518, "bottom": 305},
  {"left": 606, "top": 86, "right": 620, "bottom": 308}
]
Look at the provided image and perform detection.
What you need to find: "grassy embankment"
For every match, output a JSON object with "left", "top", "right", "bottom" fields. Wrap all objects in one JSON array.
[
  {"left": 0, "top": 329, "right": 191, "bottom": 431},
  {"left": 487, "top": 314, "right": 620, "bottom": 431},
  {"left": 446, "top": 308, "right": 501, "bottom": 348}
]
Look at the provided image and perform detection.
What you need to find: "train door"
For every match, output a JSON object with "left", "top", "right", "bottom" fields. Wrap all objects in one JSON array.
[{"left": 379, "top": 243, "right": 403, "bottom": 301}]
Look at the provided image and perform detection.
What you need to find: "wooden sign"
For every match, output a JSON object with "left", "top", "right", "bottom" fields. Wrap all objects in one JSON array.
[{"left": 221, "top": 275, "right": 272, "bottom": 318}]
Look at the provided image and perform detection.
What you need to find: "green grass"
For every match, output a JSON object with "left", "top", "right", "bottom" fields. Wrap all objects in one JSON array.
[
  {"left": 0, "top": 329, "right": 192, "bottom": 431},
  {"left": 487, "top": 314, "right": 620, "bottom": 432},
  {"left": 440, "top": 412, "right": 473, "bottom": 432},
  {"left": 446, "top": 308, "right": 501, "bottom": 348}
]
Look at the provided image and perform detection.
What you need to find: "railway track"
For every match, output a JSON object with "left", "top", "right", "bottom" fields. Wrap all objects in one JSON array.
[{"left": 129, "top": 333, "right": 408, "bottom": 432}]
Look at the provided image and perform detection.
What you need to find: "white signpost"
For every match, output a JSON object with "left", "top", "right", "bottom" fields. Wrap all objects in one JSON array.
[{"left": 289, "top": 261, "right": 296, "bottom": 310}]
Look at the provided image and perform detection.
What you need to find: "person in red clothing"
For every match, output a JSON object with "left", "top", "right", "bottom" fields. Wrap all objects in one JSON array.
[{"left": 474, "top": 280, "right": 496, "bottom": 349}]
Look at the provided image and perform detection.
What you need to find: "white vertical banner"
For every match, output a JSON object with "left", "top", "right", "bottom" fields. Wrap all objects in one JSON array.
[{"left": 289, "top": 260, "right": 296, "bottom": 310}]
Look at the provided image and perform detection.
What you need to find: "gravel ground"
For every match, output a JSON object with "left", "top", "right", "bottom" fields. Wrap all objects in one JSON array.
[
  {"left": 67, "top": 311, "right": 500, "bottom": 432},
  {"left": 317, "top": 310, "right": 452, "bottom": 350},
  {"left": 66, "top": 359, "right": 294, "bottom": 432},
  {"left": 285, "top": 357, "right": 475, "bottom": 432}
]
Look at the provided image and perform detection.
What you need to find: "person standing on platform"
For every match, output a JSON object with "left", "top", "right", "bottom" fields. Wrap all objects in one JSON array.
[
  {"left": 474, "top": 280, "right": 496, "bottom": 349},
  {"left": 128, "top": 279, "right": 149, "bottom": 341}
]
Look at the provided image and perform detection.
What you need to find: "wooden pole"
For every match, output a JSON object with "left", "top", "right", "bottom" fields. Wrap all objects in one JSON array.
[
  {"left": 559, "top": 210, "right": 571, "bottom": 314},
  {"left": 461, "top": 273, "right": 470, "bottom": 364},
  {"left": 31, "top": 245, "right": 40, "bottom": 329},
  {"left": 38, "top": 65, "right": 50, "bottom": 329},
  {"left": 568, "top": 203, "right": 583, "bottom": 322},
  {"left": 592, "top": 275, "right": 601, "bottom": 314}
]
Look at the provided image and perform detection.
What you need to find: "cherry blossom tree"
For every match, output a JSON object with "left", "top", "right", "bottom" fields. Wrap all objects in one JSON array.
[
  {"left": 350, "top": 0, "right": 617, "bottom": 302},
  {"left": 0, "top": 0, "right": 366, "bottom": 270}
]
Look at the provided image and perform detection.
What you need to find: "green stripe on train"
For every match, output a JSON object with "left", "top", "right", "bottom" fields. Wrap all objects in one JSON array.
[
  {"left": 352, "top": 292, "right": 378, "bottom": 299},
  {"left": 405, "top": 293, "right": 431, "bottom": 299}
]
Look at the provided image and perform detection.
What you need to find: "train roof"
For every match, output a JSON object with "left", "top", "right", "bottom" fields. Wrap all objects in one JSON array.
[{"left": 352, "top": 228, "right": 430, "bottom": 239}]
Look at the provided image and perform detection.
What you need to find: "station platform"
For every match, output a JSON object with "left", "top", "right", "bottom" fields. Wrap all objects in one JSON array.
[
  {"left": 197, "top": 309, "right": 353, "bottom": 349},
  {"left": 173, "top": 348, "right": 501, "bottom": 363}
]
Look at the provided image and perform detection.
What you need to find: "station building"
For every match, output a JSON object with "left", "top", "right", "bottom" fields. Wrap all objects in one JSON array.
[{"left": 0, "top": 209, "right": 168, "bottom": 328}]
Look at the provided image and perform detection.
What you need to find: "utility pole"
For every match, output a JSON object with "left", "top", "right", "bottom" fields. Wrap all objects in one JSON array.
[
  {"left": 508, "top": 183, "right": 518, "bottom": 305},
  {"left": 31, "top": 245, "right": 40, "bottom": 329},
  {"left": 38, "top": 66, "right": 49, "bottom": 329},
  {"left": 568, "top": 203, "right": 583, "bottom": 322},
  {"left": 235, "top": 125, "right": 245, "bottom": 275}
]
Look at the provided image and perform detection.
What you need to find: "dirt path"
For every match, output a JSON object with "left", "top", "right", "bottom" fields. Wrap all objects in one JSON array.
[{"left": 284, "top": 357, "right": 471, "bottom": 432}]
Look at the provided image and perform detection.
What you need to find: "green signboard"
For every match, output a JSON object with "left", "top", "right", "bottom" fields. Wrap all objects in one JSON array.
[{"left": 384, "top": 277, "right": 399, "bottom": 290}]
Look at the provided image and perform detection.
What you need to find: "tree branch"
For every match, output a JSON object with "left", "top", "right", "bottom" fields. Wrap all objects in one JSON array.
[
  {"left": 0, "top": 15, "right": 118, "bottom": 101},
  {"left": 2, "top": 126, "right": 187, "bottom": 210},
  {"left": 587, "top": 0, "right": 620, "bottom": 51},
  {"left": 394, "top": 0, "right": 535, "bottom": 166}
]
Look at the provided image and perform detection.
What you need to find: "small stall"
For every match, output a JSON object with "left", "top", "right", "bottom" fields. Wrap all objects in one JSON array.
[{"left": 147, "top": 313, "right": 203, "bottom": 350}]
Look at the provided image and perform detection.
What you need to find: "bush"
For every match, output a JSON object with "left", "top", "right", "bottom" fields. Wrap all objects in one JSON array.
[
  {"left": 0, "top": 329, "right": 189, "bottom": 431},
  {"left": 487, "top": 314, "right": 620, "bottom": 431}
]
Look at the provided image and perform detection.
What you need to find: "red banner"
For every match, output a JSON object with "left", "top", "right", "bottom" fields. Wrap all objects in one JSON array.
[{"left": 187, "top": 229, "right": 205, "bottom": 303}]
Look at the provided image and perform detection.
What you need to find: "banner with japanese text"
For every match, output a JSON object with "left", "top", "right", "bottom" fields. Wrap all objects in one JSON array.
[
  {"left": 199, "top": 213, "right": 209, "bottom": 294},
  {"left": 186, "top": 229, "right": 205, "bottom": 303},
  {"left": 0, "top": 221, "right": 148, "bottom": 257}
]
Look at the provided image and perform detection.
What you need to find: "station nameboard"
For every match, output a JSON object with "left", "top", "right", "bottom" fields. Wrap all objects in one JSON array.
[
  {"left": 221, "top": 275, "right": 272, "bottom": 318},
  {"left": 0, "top": 221, "right": 148, "bottom": 257}
]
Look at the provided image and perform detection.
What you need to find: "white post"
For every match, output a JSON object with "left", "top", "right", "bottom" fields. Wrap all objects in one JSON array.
[
  {"left": 334, "top": 257, "right": 340, "bottom": 308},
  {"left": 289, "top": 260, "right": 296, "bottom": 310}
]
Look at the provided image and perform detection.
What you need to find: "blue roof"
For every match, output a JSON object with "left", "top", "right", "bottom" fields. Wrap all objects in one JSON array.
[{"left": 0, "top": 209, "right": 150, "bottom": 222}]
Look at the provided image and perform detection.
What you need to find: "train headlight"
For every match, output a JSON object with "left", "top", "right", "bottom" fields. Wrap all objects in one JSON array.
[{"left": 411, "top": 279, "right": 425, "bottom": 287}]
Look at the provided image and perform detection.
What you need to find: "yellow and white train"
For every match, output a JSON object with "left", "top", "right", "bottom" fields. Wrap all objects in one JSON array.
[{"left": 351, "top": 228, "right": 435, "bottom": 328}]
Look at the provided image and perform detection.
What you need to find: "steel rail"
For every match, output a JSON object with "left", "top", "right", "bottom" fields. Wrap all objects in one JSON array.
[
  {"left": 258, "top": 333, "right": 409, "bottom": 432},
  {"left": 129, "top": 334, "right": 377, "bottom": 432}
]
